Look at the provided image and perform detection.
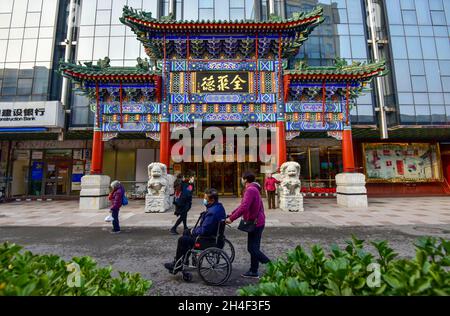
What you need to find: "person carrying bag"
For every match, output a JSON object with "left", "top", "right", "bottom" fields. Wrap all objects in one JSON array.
[{"left": 226, "top": 171, "right": 270, "bottom": 279}]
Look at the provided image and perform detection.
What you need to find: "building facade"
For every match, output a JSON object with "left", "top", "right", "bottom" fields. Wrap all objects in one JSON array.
[{"left": 0, "top": 0, "right": 449, "bottom": 199}]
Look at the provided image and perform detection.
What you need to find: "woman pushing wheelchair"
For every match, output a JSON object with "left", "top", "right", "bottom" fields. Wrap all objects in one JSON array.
[{"left": 164, "top": 188, "right": 226, "bottom": 274}]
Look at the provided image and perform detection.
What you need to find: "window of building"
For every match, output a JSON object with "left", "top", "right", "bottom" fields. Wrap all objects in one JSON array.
[{"left": 0, "top": 0, "right": 58, "bottom": 102}]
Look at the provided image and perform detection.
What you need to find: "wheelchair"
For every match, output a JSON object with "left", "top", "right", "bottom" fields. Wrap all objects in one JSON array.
[{"left": 171, "top": 215, "right": 235, "bottom": 286}]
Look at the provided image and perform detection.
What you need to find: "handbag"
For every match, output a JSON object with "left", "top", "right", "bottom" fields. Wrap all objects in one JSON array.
[
  {"left": 238, "top": 219, "right": 257, "bottom": 233},
  {"left": 237, "top": 203, "right": 263, "bottom": 233}
]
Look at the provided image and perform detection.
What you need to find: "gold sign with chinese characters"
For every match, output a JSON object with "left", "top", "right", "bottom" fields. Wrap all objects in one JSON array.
[{"left": 194, "top": 72, "right": 250, "bottom": 94}]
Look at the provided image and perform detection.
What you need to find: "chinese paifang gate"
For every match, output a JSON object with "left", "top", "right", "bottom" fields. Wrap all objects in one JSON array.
[{"left": 59, "top": 5, "right": 386, "bottom": 197}]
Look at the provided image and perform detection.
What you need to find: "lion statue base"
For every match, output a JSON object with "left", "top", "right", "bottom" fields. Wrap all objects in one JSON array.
[
  {"left": 278, "top": 162, "right": 304, "bottom": 212},
  {"left": 145, "top": 162, "right": 175, "bottom": 213}
]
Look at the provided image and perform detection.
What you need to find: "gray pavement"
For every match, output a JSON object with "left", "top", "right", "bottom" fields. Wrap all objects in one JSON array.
[
  {"left": 1, "top": 225, "right": 449, "bottom": 296},
  {"left": 1, "top": 196, "right": 450, "bottom": 227}
]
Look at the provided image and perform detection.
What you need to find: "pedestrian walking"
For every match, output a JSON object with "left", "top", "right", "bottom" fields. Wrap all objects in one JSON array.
[
  {"left": 226, "top": 171, "right": 270, "bottom": 279},
  {"left": 170, "top": 176, "right": 193, "bottom": 235},
  {"left": 109, "top": 180, "right": 125, "bottom": 234},
  {"left": 264, "top": 173, "right": 280, "bottom": 209}
]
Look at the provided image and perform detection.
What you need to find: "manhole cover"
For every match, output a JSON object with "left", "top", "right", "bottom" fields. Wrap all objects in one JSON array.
[{"left": 413, "top": 226, "right": 450, "bottom": 234}]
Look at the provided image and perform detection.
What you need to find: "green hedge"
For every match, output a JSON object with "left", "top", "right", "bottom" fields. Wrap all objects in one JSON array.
[
  {"left": 0, "top": 242, "right": 151, "bottom": 296},
  {"left": 239, "top": 236, "right": 450, "bottom": 296}
]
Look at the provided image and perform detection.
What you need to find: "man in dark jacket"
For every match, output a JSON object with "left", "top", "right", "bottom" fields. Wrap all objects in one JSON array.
[
  {"left": 109, "top": 180, "right": 125, "bottom": 234},
  {"left": 164, "top": 188, "right": 226, "bottom": 273}
]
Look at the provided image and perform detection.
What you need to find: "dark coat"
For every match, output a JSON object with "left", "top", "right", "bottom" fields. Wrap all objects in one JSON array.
[
  {"left": 173, "top": 182, "right": 193, "bottom": 215},
  {"left": 192, "top": 202, "right": 226, "bottom": 237}
]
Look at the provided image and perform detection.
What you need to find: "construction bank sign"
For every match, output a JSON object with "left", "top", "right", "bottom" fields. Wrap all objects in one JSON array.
[{"left": 0, "top": 101, "right": 65, "bottom": 129}]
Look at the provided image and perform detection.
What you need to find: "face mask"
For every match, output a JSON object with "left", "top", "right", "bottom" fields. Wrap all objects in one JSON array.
[
  {"left": 241, "top": 179, "right": 246, "bottom": 186},
  {"left": 203, "top": 199, "right": 209, "bottom": 206}
]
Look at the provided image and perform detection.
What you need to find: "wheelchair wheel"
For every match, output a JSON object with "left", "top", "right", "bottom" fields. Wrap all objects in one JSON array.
[
  {"left": 197, "top": 248, "right": 232, "bottom": 286},
  {"left": 223, "top": 238, "right": 235, "bottom": 263}
]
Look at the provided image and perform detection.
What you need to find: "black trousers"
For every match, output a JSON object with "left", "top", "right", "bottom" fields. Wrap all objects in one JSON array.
[
  {"left": 247, "top": 226, "right": 270, "bottom": 273},
  {"left": 111, "top": 209, "right": 120, "bottom": 232},
  {"left": 172, "top": 211, "right": 188, "bottom": 231},
  {"left": 267, "top": 191, "right": 276, "bottom": 209},
  {"left": 175, "top": 235, "right": 195, "bottom": 261}
]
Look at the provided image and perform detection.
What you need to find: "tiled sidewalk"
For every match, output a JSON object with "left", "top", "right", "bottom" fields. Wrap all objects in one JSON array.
[{"left": 0, "top": 196, "right": 450, "bottom": 228}]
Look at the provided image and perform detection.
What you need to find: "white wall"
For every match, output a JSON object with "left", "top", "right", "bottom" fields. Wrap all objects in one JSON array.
[{"left": 135, "top": 149, "right": 157, "bottom": 193}]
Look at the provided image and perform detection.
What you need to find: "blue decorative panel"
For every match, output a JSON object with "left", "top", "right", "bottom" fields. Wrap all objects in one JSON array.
[
  {"left": 170, "top": 94, "right": 189, "bottom": 103},
  {"left": 169, "top": 93, "right": 276, "bottom": 104},
  {"left": 286, "top": 121, "right": 344, "bottom": 131},
  {"left": 171, "top": 61, "right": 187, "bottom": 71},
  {"left": 189, "top": 61, "right": 257, "bottom": 71},
  {"left": 103, "top": 102, "right": 161, "bottom": 114},
  {"left": 285, "top": 102, "right": 343, "bottom": 113},
  {"left": 259, "top": 60, "right": 274, "bottom": 71},
  {"left": 170, "top": 113, "right": 276, "bottom": 123},
  {"left": 258, "top": 94, "right": 276, "bottom": 103},
  {"left": 102, "top": 122, "right": 160, "bottom": 132}
]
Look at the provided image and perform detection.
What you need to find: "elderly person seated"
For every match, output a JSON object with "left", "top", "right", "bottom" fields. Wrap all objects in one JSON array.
[{"left": 164, "top": 188, "right": 226, "bottom": 273}]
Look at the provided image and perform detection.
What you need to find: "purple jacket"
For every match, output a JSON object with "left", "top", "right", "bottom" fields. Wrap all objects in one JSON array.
[
  {"left": 110, "top": 185, "right": 124, "bottom": 211},
  {"left": 229, "top": 183, "right": 265, "bottom": 227}
]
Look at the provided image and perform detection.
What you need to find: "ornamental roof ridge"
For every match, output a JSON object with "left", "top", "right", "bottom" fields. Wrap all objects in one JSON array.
[
  {"left": 120, "top": 5, "right": 324, "bottom": 29},
  {"left": 58, "top": 58, "right": 161, "bottom": 76},
  {"left": 285, "top": 59, "right": 387, "bottom": 77}
]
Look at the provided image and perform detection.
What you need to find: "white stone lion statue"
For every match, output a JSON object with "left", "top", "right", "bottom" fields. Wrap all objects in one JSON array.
[
  {"left": 278, "top": 161, "right": 303, "bottom": 212},
  {"left": 147, "top": 162, "right": 169, "bottom": 196},
  {"left": 280, "top": 161, "right": 302, "bottom": 196},
  {"left": 146, "top": 162, "right": 176, "bottom": 213}
]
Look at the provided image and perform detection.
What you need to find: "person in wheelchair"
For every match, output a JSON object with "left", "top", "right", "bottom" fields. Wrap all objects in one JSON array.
[{"left": 164, "top": 188, "right": 226, "bottom": 273}]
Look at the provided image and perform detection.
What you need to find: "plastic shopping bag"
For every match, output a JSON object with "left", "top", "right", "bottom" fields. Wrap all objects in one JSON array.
[{"left": 104, "top": 215, "right": 114, "bottom": 222}]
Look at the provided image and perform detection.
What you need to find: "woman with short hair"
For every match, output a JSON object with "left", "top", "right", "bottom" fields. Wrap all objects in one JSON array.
[{"left": 109, "top": 180, "right": 125, "bottom": 234}]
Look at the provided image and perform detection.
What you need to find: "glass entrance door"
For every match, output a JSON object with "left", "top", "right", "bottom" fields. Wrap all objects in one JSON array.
[
  {"left": 209, "top": 162, "right": 237, "bottom": 196},
  {"left": 44, "top": 161, "right": 71, "bottom": 196}
]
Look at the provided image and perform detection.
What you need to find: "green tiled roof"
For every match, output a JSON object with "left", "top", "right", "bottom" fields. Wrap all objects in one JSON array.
[
  {"left": 285, "top": 59, "right": 387, "bottom": 79},
  {"left": 120, "top": 5, "right": 324, "bottom": 29},
  {"left": 58, "top": 57, "right": 160, "bottom": 82}
]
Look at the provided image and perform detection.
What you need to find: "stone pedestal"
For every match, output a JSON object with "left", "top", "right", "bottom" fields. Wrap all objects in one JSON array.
[
  {"left": 280, "top": 194, "right": 304, "bottom": 212},
  {"left": 145, "top": 194, "right": 173, "bottom": 213},
  {"left": 79, "top": 175, "right": 111, "bottom": 210},
  {"left": 335, "top": 173, "right": 368, "bottom": 208},
  {"left": 145, "top": 195, "right": 167, "bottom": 213}
]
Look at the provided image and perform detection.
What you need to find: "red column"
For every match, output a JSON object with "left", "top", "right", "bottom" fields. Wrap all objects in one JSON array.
[
  {"left": 342, "top": 127, "right": 355, "bottom": 172},
  {"left": 277, "top": 121, "right": 287, "bottom": 167},
  {"left": 160, "top": 121, "right": 171, "bottom": 168},
  {"left": 91, "top": 131, "right": 104, "bottom": 175}
]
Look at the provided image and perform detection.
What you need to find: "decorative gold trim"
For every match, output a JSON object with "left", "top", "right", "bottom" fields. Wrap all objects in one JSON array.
[
  {"left": 179, "top": 73, "right": 185, "bottom": 93},
  {"left": 191, "top": 72, "right": 196, "bottom": 93}
]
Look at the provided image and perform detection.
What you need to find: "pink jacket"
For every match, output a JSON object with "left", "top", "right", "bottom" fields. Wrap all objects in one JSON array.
[
  {"left": 264, "top": 177, "right": 280, "bottom": 192},
  {"left": 229, "top": 183, "right": 265, "bottom": 227}
]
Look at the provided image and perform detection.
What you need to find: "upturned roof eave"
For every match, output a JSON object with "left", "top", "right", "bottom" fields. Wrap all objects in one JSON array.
[{"left": 120, "top": 6, "right": 324, "bottom": 34}]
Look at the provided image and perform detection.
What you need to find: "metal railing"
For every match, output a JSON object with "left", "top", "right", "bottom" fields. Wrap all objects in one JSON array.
[{"left": 119, "top": 181, "right": 148, "bottom": 199}]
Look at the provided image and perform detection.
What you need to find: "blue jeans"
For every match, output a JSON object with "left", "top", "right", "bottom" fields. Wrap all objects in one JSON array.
[
  {"left": 247, "top": 226, "right": 270, "bottom": 273},
  {"left": 111, "top": 209, "right": 120, "bottom": 232}
]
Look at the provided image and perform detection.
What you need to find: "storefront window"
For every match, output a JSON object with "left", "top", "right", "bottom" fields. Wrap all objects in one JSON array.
[
  {"left": 363, "top": 143, "right": 442, "bottom": 182},
  {"left": 289, "top": 145, "right": 343, "bottom": 189}
]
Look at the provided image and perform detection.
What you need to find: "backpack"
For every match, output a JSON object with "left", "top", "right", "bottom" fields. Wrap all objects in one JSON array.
[{"left": 122, "top": 194, "right": 129, "bottom": 206}]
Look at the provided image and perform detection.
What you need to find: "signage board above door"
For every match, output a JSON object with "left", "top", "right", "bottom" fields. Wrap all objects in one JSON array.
[{"left": 194, "top": 72, "right": 250, "bottom": 94}]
